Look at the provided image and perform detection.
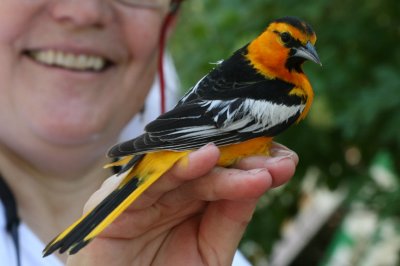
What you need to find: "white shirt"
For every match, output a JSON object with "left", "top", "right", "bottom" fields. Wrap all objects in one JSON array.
[{"left": 0, "top": 56, "right": 251, "bottom": 266}]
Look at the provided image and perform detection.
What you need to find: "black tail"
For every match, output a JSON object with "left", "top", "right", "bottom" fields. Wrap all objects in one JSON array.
[{"left": 43, "top": 176, "right": 139, "bottom": 256}]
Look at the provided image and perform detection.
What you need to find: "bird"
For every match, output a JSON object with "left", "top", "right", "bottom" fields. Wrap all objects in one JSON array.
[{"left": 43, "top": 16, "right": 321, "bottom": 256}]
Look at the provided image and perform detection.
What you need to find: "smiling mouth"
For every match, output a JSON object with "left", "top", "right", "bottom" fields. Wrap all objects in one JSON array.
[{"left": 24, "top": 50, "right": 113, "bottom": 72}]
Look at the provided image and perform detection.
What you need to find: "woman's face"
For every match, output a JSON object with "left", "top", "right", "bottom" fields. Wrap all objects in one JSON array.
[{"left": 0, "top": 1, "right": 169, "bottom": 151}]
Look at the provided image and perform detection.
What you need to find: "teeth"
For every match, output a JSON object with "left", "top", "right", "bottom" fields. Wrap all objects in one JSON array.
[{"left": 29, "top": 50, "right": 106, "bottom": 71}]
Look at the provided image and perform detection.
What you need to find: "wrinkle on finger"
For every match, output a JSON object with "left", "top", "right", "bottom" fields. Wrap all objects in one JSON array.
[
  {"left": 127, "top": 143, "right": 220, "bottom": 210},
  {"left": 179, "top": 167, "right": 272, "bottom": 202}
]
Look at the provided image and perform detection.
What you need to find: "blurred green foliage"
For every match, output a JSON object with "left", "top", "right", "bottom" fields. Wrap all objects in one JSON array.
[{"left": 169, "top": 0, "right": 399, "bottom": 264}]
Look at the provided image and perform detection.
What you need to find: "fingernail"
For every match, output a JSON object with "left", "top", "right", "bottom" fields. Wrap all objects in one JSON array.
[
  {"left": 185, "top": 142, "right": 217, "bottom": 168},
  {"left": 266, "top": 155, "right": 292, "bottom": 164},
  {"left": 266, "top": 149, "right": 298, "bottom": 165},
  {"left": 199, "top": 142, "right": 216, "bottom": 151},
  {"left": 270, "top": 147, "right": 292, "bottom": 157}
]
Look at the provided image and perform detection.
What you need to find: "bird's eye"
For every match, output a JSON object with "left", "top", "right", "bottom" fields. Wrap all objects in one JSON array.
[{"left": 280, "top": 32, "right": 292, "bottom": 44}]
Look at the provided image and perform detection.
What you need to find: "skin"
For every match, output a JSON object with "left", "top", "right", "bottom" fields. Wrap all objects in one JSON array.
[{"left": 0, "top": 1, "right": 298, "bottom": 265}]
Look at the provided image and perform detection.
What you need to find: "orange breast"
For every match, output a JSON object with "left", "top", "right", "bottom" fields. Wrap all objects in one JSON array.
[{"left": 217, "top": 136, "right": 273, "bottom": 166}]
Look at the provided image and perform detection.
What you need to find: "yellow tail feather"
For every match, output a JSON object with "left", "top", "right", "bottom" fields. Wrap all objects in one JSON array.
[
  {"left": 44, "top": 151, "right": 189, "bottom": 255},
  {"left": 83, "top": 151, "right": 189, "bottom": 241}
]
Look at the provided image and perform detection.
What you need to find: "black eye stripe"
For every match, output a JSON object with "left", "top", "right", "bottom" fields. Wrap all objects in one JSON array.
[{"left": 273, "top": 31, "right": 302, "bottom": 48}]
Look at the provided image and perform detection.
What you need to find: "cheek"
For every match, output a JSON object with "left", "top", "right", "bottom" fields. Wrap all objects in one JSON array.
[
  {"left": 0, "top": 3, "right": 42, "bottom": 124},
  {"left": 121, "top": 13, "right": 162, "bottom": 62},
  {"left": 0, "top": 3, "right": 36, "bottom": 78},
  {"left": 112, "top": 10, "right": 164, "bottom": 118},
  {"left": 0, "top": 2, "right": 41, "bottom": 42},
  {"left": 0, "top": 2, "right": 44, "bottom": 97},
  {"left": 117, "top": 4, "right": 169, "bottom": 60}
]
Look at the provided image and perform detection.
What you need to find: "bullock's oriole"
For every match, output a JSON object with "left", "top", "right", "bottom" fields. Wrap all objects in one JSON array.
[{"left": 43, "top": 16, "right": 321, "bottom": 256}]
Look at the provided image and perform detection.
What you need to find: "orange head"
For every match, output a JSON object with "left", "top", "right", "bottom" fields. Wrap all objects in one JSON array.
[{"left": 246, "top": 16, "right": 321, "bottom": 81}]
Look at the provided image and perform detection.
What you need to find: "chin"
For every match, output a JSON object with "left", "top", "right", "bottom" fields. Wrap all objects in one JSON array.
[
  {"left": 29, "top": 118, "right": 107, "bottom": 146},
  {"left": 37, "top": 128, "right": 102, "bottom": 146}
]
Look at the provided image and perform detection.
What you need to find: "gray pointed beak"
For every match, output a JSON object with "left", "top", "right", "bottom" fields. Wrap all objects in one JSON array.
[{"left": 294, "top": 41, "right": 322, "bottom": 66}]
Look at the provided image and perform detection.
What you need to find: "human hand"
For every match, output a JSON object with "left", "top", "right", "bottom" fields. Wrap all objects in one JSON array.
[{"left": 66, "top": 143, "right": 298, "bottom": 266}]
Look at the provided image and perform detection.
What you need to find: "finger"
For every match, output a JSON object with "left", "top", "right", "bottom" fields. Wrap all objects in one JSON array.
[
  {"left": 170, "top": 143, "right": 221, "bottom": 180},
  {"left": 233, "top": 142, "right": 298, "bottom": 169},
  {"left": 269, "top": 142, "right": 299, "bottom": 166},
  {"left": 265, "top": 144, "right": 298, "bottom": 187},
  {"left": 199, "top": 199, "right": 259, "bottom": 265},
  {"left": 129, "top": 143, "right": 220, "bottom": 209},
  {"left": 171, "top": 166, "right": 272, "bottom": 203},
  {"left": 151, "top": 198, "right": 259, "bottom": 266},
  {"left": 233, "top": 142, "right": 298, "bottom": 187}
]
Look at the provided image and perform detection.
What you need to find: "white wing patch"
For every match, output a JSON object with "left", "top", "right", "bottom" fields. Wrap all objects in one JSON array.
[
  {"left": 204, "top": 99, "right": 237, "bottom": 123},
  {"left": 238, "top": 99, "right": 305, "bottom": 133},
  {"left": 201, "top": 98, "right": 305, "bottom": 133}
]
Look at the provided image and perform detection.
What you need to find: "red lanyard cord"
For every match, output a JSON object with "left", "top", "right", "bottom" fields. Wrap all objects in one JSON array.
[{"left": 158, "top": 0, "right": 183, "bottom": 114}]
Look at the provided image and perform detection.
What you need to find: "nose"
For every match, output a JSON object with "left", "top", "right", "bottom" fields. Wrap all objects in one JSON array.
[{"left": 48, "top": 0, "right": 112, "bottom": 28}]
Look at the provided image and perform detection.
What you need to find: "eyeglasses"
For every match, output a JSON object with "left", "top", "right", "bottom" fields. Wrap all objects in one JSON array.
[{"left": 116, "top": 0, "right": 172, "bottom": 9}]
